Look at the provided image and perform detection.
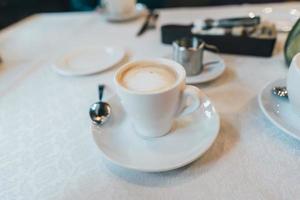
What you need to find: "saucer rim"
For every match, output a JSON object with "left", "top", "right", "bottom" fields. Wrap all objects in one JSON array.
[
  {"left": 91, "top": 91, "right": 220, "bottom": 172},
  {"left": 185, "top": 52, "right": 226, "bottom": 84},
  {"left": 258, "top": 78, "right": 300, "bottom": 141}
]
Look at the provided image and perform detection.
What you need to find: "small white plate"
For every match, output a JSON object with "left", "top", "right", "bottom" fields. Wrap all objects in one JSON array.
[
  {"left": 91, "top": 90, "right": 220, "bottom": 172},
  {"left": 186, "top": 52, "right": 226, "bottom": 84},
  {"left": 258, "top": 79, "right": 300, "bottom": 140},
  {"left": 53, "top": 46, "right": 125, "bottom": 76},
  {"left": 106, "top": 3, "right": 148, "bottom": 22}
]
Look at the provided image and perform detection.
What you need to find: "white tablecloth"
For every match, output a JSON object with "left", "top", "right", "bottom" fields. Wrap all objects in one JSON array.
[{"left": 1, "top": 2, "right": 300, "bottom": 200}]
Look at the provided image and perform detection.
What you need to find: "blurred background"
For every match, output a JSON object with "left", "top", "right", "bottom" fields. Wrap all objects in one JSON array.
[{"left": 0, "top": 0, "right": 296, "bottom": 29}]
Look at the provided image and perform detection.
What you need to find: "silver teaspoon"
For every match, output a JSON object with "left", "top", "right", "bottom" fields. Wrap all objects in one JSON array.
[
  {"left": 272, "top": 86, "right": 288, "bottom": 98},
  {"left": 89, "top": 85, "right": 111, "bottom": 125}
]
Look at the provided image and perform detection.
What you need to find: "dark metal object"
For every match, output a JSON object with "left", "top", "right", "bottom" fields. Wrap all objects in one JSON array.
[
  {"left": 161, "top": 24, "right": 276, "bottom": 57},
  {"left": 203, "top": 16, "right": 261, "bottom": 30},
  {"left": 137, "top": 11, "right": 159, "bottom": 36}
]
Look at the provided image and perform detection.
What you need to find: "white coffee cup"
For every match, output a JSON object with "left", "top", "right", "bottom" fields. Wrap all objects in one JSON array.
[
  {"left": 287, "top": 53, "right": 300, "bottom": 115},
  {"left": 114, "top": 58, "right": 202, "bottom": 138},
  {"left": 104, "top": 0, "right": 136, "bottom": 17}
]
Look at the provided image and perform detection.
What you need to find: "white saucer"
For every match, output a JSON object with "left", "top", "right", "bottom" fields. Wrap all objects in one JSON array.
[
  {"left": 258, "top": 79, "right": 300, "bottom": 140},
  {"left": 91, "top": 91, "right": 220, "bottom": 172},
  {"left": 53, "top": 46, "right": 125, "bottom": 76},
  {"left": 106, "top": 4, "right": 148, "bottom": 22},
  {"left": 186, "top": 52, "right": 226, "bottom": 84}
]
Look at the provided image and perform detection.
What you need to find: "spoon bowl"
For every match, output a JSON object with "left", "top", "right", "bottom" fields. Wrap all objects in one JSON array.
[
  {"left": 89, "top": 102, "right": 111, "bottom": 125},
  {"left": 89, "top": 85, "right": 112, "bottom": 125},
  {"left": 272, "top": 86, "right": 289, "bottom": 98}
]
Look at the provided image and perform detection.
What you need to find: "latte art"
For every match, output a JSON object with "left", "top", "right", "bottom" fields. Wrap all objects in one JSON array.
[{"left": 119, "top": 65, "right": 177, "bottom": 93}]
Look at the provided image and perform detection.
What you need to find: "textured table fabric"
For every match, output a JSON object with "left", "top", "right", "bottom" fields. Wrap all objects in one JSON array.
[{"left": 1, "top": 3, "right": 300, "bottom": 200}]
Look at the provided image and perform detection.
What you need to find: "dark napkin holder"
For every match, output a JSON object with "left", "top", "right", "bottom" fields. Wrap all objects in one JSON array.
[{"left": 161, "top": 24, "right": 276, "bottom": 57}]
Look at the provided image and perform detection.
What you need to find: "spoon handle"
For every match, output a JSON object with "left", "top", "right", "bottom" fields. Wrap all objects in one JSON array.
[{"left": 98, "top": 85, "right": 105, "bottom": 101}]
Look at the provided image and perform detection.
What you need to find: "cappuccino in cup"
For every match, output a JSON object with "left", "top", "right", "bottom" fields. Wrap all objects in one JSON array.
[
  {"left": 114, "top": 59, "right": 202, "bottom": 138},
  {"left": 118, "top": 64, "right": 177, "bottom": 93}
]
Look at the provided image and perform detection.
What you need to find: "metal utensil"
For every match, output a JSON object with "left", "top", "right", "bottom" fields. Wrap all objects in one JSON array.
[
  {"left": 272, "top": 86, "right": 288, "bottom": 98},
  {"left": 172, "top": 37, "right": 218, "bottom": 76},
  {"left": 136, "top": 11, "right": 159, "bottom": 36},
  {"left": 203, "top": 16, "right": 261, "bottom": 30},
  {"left": 203, "top": 60, "right": 220, "bottom": 67},
  {"left": 89, "top": 85, "right": 111, "bottom": 125}
]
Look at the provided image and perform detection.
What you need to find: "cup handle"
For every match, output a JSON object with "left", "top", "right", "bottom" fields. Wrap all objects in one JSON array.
[{"left": 176, "top": 85, "right": 201, "bottom": 118}]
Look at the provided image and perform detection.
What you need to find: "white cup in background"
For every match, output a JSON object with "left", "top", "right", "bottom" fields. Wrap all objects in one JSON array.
[
  {"left": 104, "top": 0, "right": 136, "bottom": 17},
  {"left": 287, "top": 53, "right": 300, "bottom": 115},
  {"left": 114, "top": 58, "right": 202, "bottom": 138}
]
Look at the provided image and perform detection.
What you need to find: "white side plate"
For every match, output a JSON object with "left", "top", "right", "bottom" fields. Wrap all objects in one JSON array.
[{"left": 53, "top": 46, "right": 125, "bottom": 76}]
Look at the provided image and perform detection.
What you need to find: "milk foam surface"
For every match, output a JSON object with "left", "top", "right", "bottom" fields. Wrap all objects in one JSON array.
[{"left": 120, "top": 65, "right": 176, "bottom": 93}]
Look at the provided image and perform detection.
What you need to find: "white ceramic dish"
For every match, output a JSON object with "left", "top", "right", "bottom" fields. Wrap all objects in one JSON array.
[
  {"left": 53, "top": 46, "right": 125, "bottom": 76},
  {"left": 258, "top": 79, "right": 300, "bottom": 140},
  {"left": 106, "top": 3, "right": 148, "bottom": 22},
  {"left": 92, "top": 90, "right": 220, "bottom": 172},
  {"left": 186, "top": 52, "right": 226, "bottom": 84}
]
